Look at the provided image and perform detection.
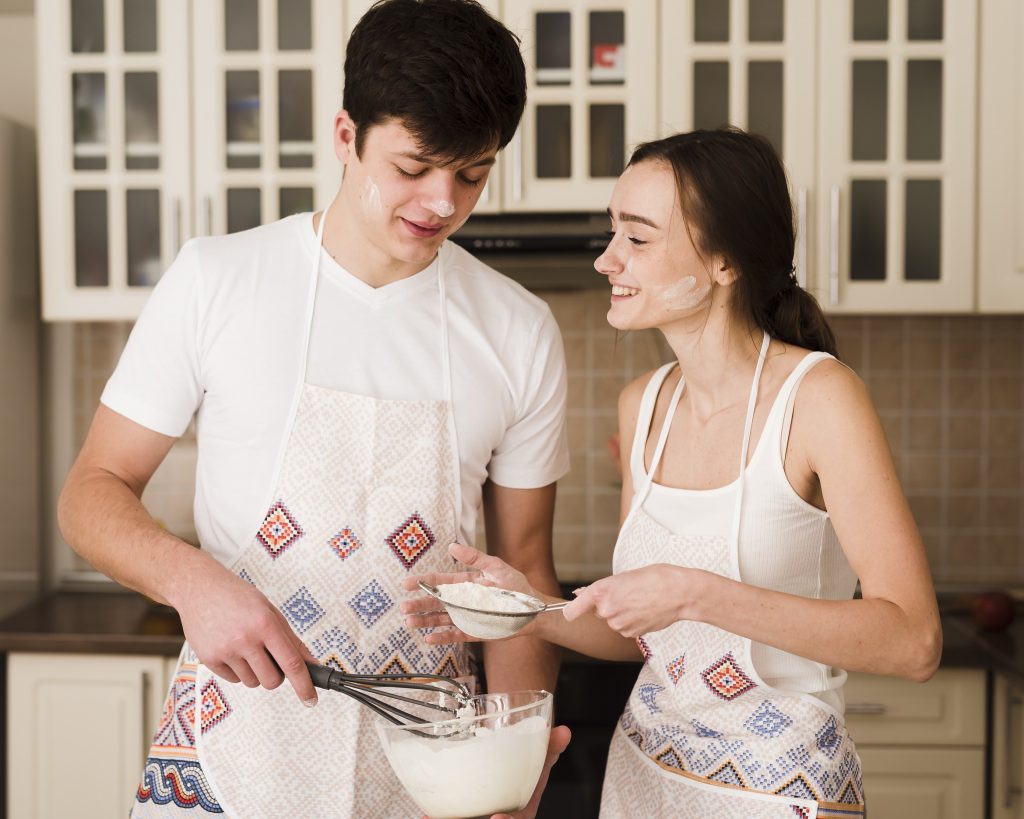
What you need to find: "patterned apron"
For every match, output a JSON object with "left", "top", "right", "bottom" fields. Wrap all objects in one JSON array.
[
  {"left": 599, "top": 333, "right": 865, "bottom": 819},
  {"left": 132, "top": 209, "right": 472, "bottom": 818}
]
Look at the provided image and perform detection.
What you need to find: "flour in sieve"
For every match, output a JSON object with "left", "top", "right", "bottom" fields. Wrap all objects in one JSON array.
[{"left": 437, "top": 582, "right": 534, "bottom": 612}]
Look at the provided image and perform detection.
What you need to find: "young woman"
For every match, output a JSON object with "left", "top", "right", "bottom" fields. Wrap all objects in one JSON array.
[{"left": 406, "top": 127, "right": 942, "bottom": 818}]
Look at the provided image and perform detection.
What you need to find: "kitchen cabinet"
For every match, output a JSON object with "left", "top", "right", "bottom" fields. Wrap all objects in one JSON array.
[
  {"left": 661, "top": 0, "right": 977, "bottom": 313},
  {"left": 844, "top": 667, "right": 986, "bottom": 818},
  {"left": 6, "top": 651, "right": 171, "bottom": 819},
  {"left": 36, "top": 0, "right": 343, "bottom": 320},
  {"left": 991, "top": 673, "right": 1024, "bottom": 819},
  {"left": 499, "top": 0, "right": 658, "bottom": 211},
  {"left": 977, "top": 0, "right": 1024, "bottom": 312}
]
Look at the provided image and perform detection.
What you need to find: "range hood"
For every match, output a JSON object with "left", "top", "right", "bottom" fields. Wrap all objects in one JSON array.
[{"left": 449, "top": 212, "right": 610, "bottom": 290}]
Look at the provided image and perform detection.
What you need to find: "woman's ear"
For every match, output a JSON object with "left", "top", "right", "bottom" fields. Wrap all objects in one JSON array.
[{"left": 712, "top": 259, "right": 740, "bottom": 286}]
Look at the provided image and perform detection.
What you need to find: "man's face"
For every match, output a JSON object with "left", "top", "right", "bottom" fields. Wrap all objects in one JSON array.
[{"left": 335, "top": 114, "right": 496, "bottom": 275}]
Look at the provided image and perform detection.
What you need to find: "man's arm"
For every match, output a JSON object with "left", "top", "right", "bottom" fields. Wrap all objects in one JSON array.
[
  {"left": 59, "top": 405, "right": 319, "bottom": 704},
  {"left": 479, "top": 480, "right": 561, "bottom": 693}
]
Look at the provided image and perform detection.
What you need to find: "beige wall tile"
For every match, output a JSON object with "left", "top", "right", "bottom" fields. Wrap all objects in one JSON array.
[
  {"left": 869, "top": 377, "right": 903, "bottom": 411},
  {"left": 908, "top": 494, "right": 943, "bottom": 528},
  {"left": 947, "top": 495, "right": 982, "bottom": 528},
  {"left": 908, "top": 379, "right": 942, "bottom": 413},
  {"left": 947, "top": 454, "right": 982, "bottom": 491},
  {"left": 907, "top": 415, "right": 942, "bottom": 450},
  {"left": 988, "top": 416, "right": 1022, "bottom": 451},
  {"left": 905, "top": 453, "right": 943, "bottom": 491},
  {"left": 985, "top": 496, "right": 1021, "bottom": 529},
  {"left": 988, "top": 377, "right": 1022, "bottom": 411},
  {"left": 868, "top": 333, "right": 905, "bottom": 372},
  {"left": 948, "top": 415, "right": 983, "bottom": 450},
  {"left": 988, "top": 455, "right": 1022, "bottom": 491},
  {"left": 949, "top": 378, "right": 982, "bottom": 412},
  {"left": 553, "top": 490, "right": 586, "bottom": 528},
  {"left": 948, "top": 341, "right": 984, "bottom": 372},
  {"left": 908, "top": 338, "right": 943, "bottom": 371}
]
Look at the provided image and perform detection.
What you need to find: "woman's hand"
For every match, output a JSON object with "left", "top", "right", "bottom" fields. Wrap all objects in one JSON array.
[
  {"left": 401, "top": 543, "right": 543, "bottom": 644},
  {"left": 563, "top": 564, "right": 710, "bottom": 638}
]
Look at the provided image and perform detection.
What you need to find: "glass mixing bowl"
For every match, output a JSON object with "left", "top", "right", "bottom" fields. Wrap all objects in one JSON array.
[{"left": 376, "top": 690, "right": 553, "bottom": 819}]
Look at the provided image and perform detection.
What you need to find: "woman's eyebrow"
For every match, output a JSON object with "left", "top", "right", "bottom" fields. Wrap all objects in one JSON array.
[{"left": 607, "top": 208, "right": 659, "bottom": 229}]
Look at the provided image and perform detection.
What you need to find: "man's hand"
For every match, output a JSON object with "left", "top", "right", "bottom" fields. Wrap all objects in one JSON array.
[
  {"left": 492, "top": 725, "right": 571, "bottom": 819},
  {"left": 175, "top": 562, "right": 320, "bottom": 706}
]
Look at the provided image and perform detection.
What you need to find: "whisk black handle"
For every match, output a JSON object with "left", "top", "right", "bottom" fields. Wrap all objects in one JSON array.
[{"left": 305, "top": 662, "right": 341, "bottom": 691}]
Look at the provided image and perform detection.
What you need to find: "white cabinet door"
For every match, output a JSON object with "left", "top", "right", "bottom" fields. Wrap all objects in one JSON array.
[
  {"left": 844, "top": 668, "right": 986, "bottom": 746},
  {"left": 7, "top": 652, "right": 167, "bottom": 819},
  {"left": 501, "top": 0, "right": 658, "bottom": 211},
  {"left": 191, "top": 0, "right": 344, "bottom": 237},
  {"left": 817, "top": 0, "right": 977, "bottom": 313},
  {"left": 991, "top": 674, "right": 1024, "bottom": 819},
  {"left": 977, "top": 0, "right": 1024, "bottom": 311},
  {"left": 36, "top": 0, "right": 191, "bottom": 320},
  {"left": 659, "top": 0, "right": 816, "bottom": 286},
  {"left": 857, "top": 746, "right": 985, "bottom": 819}
]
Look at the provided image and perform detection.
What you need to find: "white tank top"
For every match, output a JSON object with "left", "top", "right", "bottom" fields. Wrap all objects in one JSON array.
[{"left": 629, "top": 351, "right": 859, "bottom": 712}]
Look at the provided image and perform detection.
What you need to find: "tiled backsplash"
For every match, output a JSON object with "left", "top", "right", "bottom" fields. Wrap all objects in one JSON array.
[{"left": 68, "top": 306, "right": 1024, "bottom": 586}]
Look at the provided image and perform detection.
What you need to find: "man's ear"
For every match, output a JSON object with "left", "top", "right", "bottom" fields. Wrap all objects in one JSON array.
[{"left": 334, "top": 109, "right": 358, "bottom": 164}]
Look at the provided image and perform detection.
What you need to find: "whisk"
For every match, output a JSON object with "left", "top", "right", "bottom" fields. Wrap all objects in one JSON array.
[{"left": 305, "top": 662, "right": 472, "bottom": 735}]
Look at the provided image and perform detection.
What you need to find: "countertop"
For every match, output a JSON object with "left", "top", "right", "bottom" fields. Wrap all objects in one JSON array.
[{"left": 0, "top": 591, "right": 1022, "bottom": 682}]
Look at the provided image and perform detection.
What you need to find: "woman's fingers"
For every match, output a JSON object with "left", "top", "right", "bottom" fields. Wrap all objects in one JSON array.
[{"left": 562, "top": 586, "right": 597, "bottom": 622}]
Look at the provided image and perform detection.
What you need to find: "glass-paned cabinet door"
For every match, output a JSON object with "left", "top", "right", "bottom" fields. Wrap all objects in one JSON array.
[
  {"left": 818, "top": 0, "right": 977, "bottom": 312},
  {"left": 36, "top": 0, "right": 191, "bottom": 320},
  {"left": 660, "top": 0, "right": 816, "bottom": 289},
  {"left": 977, "top": 0, "right": 1024, "bottom": 312},
  {"left": 501, "top": 0, "right": 658, "bottom": 211},
  {"left": 191, "top": 0, "right": 343, "bottom": 236}
]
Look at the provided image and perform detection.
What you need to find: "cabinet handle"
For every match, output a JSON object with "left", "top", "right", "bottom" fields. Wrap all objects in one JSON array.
[
  {"left": 511, "top": 127, "right": 523, "bottom": 203},
  {"left": 829, "top": 185, "right": 840, "bottom": 305},
  {"left": 845, "top": 702, "right": 887, "bottom": 716},
  {"left": 1006, "top": 690, "right": 1023, "bottom": 808},
  {"left": 202, "top": 196, "right": 212, "bottom": 236},
  {"left": 796, "top": 187, "right": 808, "bottom": 289},
  {"left": 171, "top": 197, "right": 181, "bottom": 255},
  {"left": 140, "top": 670, "right": 151, "bottom": 757}
]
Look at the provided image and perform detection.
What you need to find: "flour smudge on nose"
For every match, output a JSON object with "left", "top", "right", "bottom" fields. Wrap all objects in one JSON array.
[{"left": 426, "top": 199, "right": 456, "bottom": 218}]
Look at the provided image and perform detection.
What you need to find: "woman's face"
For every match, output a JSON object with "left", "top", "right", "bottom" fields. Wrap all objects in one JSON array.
[{"left": 594, "top": 160, "right": 715, "bottom": 332}]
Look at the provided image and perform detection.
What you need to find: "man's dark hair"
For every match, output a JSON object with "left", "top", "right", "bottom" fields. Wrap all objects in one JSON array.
[{"left": 343, "top": 0, "right": 526, "bottom": 162}]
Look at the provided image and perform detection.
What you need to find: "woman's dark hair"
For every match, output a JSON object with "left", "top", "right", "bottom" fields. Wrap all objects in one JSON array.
[
  {"left": 629, "top": 127, "right": 838, "bottom": 357},
  {"left": 343, "top": 0, "right": 526, "bottom": 163}
]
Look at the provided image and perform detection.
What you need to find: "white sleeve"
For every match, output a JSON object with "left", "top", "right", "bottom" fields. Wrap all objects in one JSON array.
[
  {"left": 486, "top": 307, "right": 570, "bottom": 489},
  {"left": 100, "top": 239, "right": 204, "bottom": 437}
]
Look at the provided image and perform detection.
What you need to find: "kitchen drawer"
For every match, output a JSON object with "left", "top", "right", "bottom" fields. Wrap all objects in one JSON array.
[
  {"left": 844, "top": 668, "right": 986, "bottom": 746},
  {"left": 857, "top": 746, "right": 985, "bottom": 819}
]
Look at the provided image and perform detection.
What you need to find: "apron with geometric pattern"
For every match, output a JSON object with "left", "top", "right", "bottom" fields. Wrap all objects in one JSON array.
[
  {"left": 131, "top": 207, "right": 472, "bottom": 818},
  {"left": 600, "top": 333, "right": 865, "bottom": 819}
]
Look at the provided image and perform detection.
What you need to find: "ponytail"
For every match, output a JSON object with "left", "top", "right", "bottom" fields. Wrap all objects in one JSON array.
[{"left": 760, "top": 284, "right": 838, "bottom": 358}]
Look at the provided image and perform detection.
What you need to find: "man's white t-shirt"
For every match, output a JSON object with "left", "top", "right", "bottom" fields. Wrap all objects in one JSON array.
[{"left": 102, "top": 213, "right": 570, "bottom": 567}]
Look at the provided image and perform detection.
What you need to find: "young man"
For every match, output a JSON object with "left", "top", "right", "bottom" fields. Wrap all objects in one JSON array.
[{"left": 59, "top": 1, "right": 570, "bottom": 816}]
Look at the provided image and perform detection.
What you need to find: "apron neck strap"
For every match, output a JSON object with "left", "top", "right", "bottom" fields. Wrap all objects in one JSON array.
[{"left": 729, "top": 330, "right": 771, "bottom": 550}]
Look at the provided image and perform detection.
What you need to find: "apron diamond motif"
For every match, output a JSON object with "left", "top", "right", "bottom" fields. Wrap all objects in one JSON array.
[
  {"left": 256, "top": 501, "right": 304, "bottom": 558},
  {"left": 384, "top": 511, "right": 436, "bottom": 568},
  {"left": 599, "top": 335, "right": 865, "bottom": 819},
  {"left": 131, "top": 208, "right": 473, "bottom": 818}
]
